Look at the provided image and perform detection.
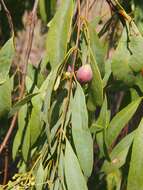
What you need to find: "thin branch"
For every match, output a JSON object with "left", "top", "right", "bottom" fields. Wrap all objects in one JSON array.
[
  {"left": 19, "top": 0, "right": 39, "bottom": 98},
  {"left": 0, "top": 0, "right": 14, "bottom": 35},
  {"left": 3, "top": 146, "right": 9, "bottom": 185},
  {"left": 0, "top": 0, "right": 39, "bottom": 154}
]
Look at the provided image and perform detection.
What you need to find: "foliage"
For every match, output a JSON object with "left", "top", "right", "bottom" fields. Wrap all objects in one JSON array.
[{"left": 0, "top": 0, "right": 143, "bottom": 189}]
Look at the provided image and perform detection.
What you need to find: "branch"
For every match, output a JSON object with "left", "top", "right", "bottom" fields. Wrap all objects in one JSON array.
[
  {"left": 0, "top": 0, "right": 14, "bottom": 35},
  {"left": 3, "top": 146, "right": 9, "bottom": 185},
  {"left": 0, "top": 0, "right": 39, "bottom": 154}
]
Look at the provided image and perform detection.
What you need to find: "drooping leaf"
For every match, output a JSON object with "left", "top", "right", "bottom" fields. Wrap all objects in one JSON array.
[
  {"left": 103, "top": 59, "right": 112, "bottom": 87},
  {"left": 88, "top": 22, "right": 105, "bottom": 75},
  {"left": 0, "top": 38, "right": 15, "bottom": 84},
  {"left": 13, "top": 105, "right": 27, "bottom": 160},
  {"left": 127, "top": 119, "right": 143, "bottom": 190},
  {"left": 96, "top": 97, "right": 110, "bottom": 157},
  {"left": 39, "top": 0, "right": 47, "bottom": 23},
  {"left": 129, "top": 35, "right": 143, "bottom": 72},
  {"left": 102, "top": 131, "right": 135, "bottom": 174},
  {"left": 42, "top": 69, "right": 59, "bottom": 123},
  {"left": 46, "top": 0, "right": 73, "bottom": 69},
  {"left": 72, "top": 83, "right": 88, "bottom": 130},
  {"left": 22, "top": 123, "right": 30, "bottom": 162},
  {"left": 9, "top": 93, "right": 39, "bottom": 117},
  {"left": 87, "top": 49, "right": 103, "bottom": 110},
  {"left": 72, "top": 82, "right": 93, "bottom": 177},
  {"left": 106, "top": 169, "right": 121, "bottom": 190},
  {"left": 65, "top": 140, "right": 88, "bottom": 190},
  {"left": 107, "top": 98, "right": 141, "bottom": 147},
  {"left": 35, "top": 162, "right": 45, "bottom": 190},
  {"left": 111, "top": 30, "right": 135, "bottom": 85},
  {"left": 29, "top": 106, "right": 42, "bottom": 146},
  {"left": 26, "top": 77, "right": 43, "bottom": 146},
  {"left": 0, "top": 78, "right": 12, "bottom": 118}
]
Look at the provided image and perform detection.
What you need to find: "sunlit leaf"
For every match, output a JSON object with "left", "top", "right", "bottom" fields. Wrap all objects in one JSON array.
[
  {"left": 102, "top": 131, "right": 135, "bottom": 174},
  {"left": 111, "top": 30, "right": 135, "bottom": 85},
  {"left": 72, "top": 82, "right": 93, "bottom": 177},
  {"left": 127, "top": 119, "right": 143, "bottom": 190},
  {"left": 65, "top": 140, "right": 88, "bottom": 190},
  {"left": 46, "top": 0, "right": 73, "bottom": 69},
  {"left": 107, "top": 98, "right": 141, "bottom": 147},
  {"left": 87, "top": 49, "right": 103, "bottom": 110},
  {"left": 0, "top": 38, "right": 15, "bottom": 83},
  {"left": 0, "top": 78, "right": 12, "bottom": 118}
]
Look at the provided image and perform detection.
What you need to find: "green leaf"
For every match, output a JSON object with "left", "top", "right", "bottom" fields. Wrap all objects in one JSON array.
[
  {"left": 127, "top": 119, "right": 143, "bottom": 190},
  {"left": 9, "top": 93, "right": 39, "bottom": 117},
  {"left": 96, "top": 97, "right": 110, "bottom": 157},
  {"left": 103, "top": 59, "right": 112, "bottom": 87},
  {"left": 87, "top": 49, "right": 103, "bottom": 110},
  {"left": 88, "top": 22, "right": 105, "bottom": 75},
  {"left": 22, "top": 123, "right": 30, "bottom": 162},
  {"left": 12, "top": 131, "right": 21, "bottom": 160},
  {"left": 65, "top": 140, "right": 88, "bottom": 190},
  {"left": 29, "top": 107, "right": 42, "bottom": 146},
  {"left": 111, "top": 30, "right": 135, "bottom": 85},
  {"left": 35, "top": 162, "right": 45, "bottom": 190},
  {"left": 107, "top": 98, "right": 141, "bottom": 147},
  {"left": 106, "top": 169, "right": 121, "bottom": 190},
  {"left": 42, "top": 69, "right": 59, "bottom": 123},
  {"left": 0, "top": 38, "right": 15, "bottom": 83},
  {"left": 13, "top": 105, "right": 27, "bottom": 160},
  {"left": 0, "top": 78, "right": 12, "bottom": 118},
  {"left": 102, "top": 131, "right": 135, "bottom": 174},
  {"left": 129, "top": 35, "right": 143, "bottom": 72},
  {"left": 72, "top": 83, "right": 93, "bottom": 177},
  {"left": 72, "top": 83, "right": 88, "bottom": 130},
  {"left": 46, "top": 0, "right": 73, "bottom": 69},
  {"left": 39, "top": 0, "right": 47, "bottom": 22},
  {"left": 26, "top": 77, "right": 43, "bottom": 146}
]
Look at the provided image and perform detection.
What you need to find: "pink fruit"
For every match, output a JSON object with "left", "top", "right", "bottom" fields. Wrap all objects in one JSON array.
[{"left": 76, "top": 64, "right": 93, "bottom": 83}]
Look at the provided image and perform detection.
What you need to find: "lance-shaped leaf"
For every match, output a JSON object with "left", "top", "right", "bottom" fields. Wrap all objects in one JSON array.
[
  {"left": 0, "top": 78, "right": 12, "bottom": 118},
  {"left": 127, "top": 119, "right": 143, "bottom": 190},
  {"left": 102, "top": 131, "right": 136, "bottom": 174},
  {"left": 65, "top": 140, "right": 88, "bottom": 190},
  {"left": 87, "top": 49, "right": 103, "bottom": 110},
  {"left": 0, "top": 38, "right": 15, "bottom": 84},
  {"left": 88, "top": 22, "right": 105, "bottom": 75},
  {"left": 46, "top": 0, "right": 73, "bottom": 69},
  {"left": 72, "top": 82, "right": 93, "bottom": 177},
  {"left": 129, "top": 35, "right": 143, "bottom": 72},
  {"left": 111, "top": 30, "right": 135, "bottom": 85},
  {"left": 107, "top": 98, "right": 141, "bottom": 147}
]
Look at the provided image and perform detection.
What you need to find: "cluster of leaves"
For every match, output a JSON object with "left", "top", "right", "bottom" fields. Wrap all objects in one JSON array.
[{"left": 0, "top": 0, "right": 143, "bottom": 189}]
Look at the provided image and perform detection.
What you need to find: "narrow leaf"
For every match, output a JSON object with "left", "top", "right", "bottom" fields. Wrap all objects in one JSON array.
[
  {"left": 72, "top": 83, "right": 93, "bottom": 177},
  {"left": 46, "top": 0, "right": 73, "bottom": 69},
  {"left": 0, "top": 38, "right": 15, "bottom": 83},
  {"left": 107, "top": 98, "right": 141, "bottom": 147},
  {"left": 127, "top": 119, "right": 143, "bottom": 190},
  {"left": 65, "top": 140, "right": 88, "bottom": 190}
]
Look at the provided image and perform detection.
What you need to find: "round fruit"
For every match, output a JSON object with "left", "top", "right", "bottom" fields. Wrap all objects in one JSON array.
[{"left": 76, "top": 64, "right": 93, "bottom": 83}]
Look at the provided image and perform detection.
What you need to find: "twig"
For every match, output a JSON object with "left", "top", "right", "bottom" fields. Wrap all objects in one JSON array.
[
  {"left": 3, "top": 146, "right": 9, "bottom": 185},
  {"left": 19, "top": 0, "right": 39, "bottom": 98},
  {"left": 0, "top": 0, "right": 14, "bottom": 35},
  {"left": 0, "top": 0, "right": 39, "bottom": 154},
  {"left": 0, "top": 113, "right": 17, "bottom": 154}
]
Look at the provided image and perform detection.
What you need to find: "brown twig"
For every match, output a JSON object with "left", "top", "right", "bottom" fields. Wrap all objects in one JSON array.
[
  {"left": 3, "top": 146, "right": 9, "bottom": 185},
  {"left": 0, "top": 0, "right": 39, "bottom": 154},
  {"left": 0, "top": 0, "right": 14, "bottom": 35}
]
